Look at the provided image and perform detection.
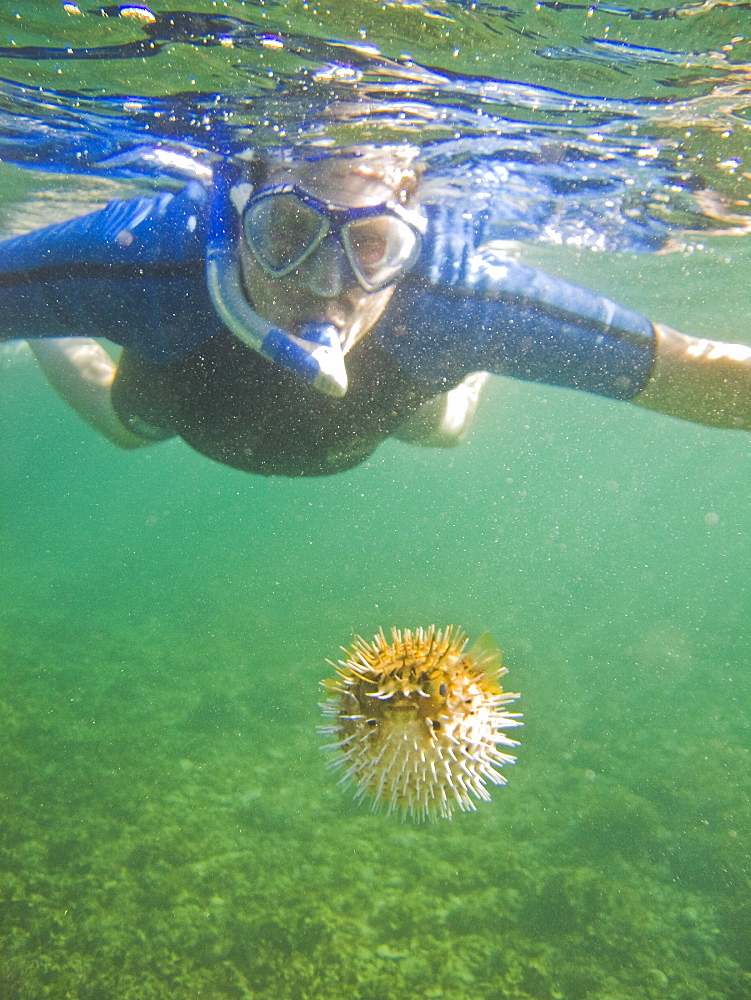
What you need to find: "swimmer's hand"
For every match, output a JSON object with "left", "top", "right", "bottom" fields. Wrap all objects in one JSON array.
[{"left": 632, "top": 324, "right": 751, "bottom": 431}]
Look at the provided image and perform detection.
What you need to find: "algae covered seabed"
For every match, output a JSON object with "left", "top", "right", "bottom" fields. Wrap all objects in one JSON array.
[
  {"left": 1, "top": 615, "right": 750, "bottom": 1000},
  {"left": 2, "top": 302, "right": 750, "bottom": 999}
]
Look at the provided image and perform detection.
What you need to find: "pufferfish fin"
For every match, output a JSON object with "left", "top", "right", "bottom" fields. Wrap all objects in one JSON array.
[{"left": 466, "top": 631, "right": 503, "bottom": 674}]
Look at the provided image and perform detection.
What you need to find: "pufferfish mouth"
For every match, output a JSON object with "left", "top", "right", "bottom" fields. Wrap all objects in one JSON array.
[{"left": 378, "top": 700, "right": 423, "bottom": 723}]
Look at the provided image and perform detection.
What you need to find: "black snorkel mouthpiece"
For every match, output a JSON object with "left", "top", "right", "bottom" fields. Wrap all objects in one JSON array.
[{"left": 205, "top": 160, "right": 348, "bottom": 398}]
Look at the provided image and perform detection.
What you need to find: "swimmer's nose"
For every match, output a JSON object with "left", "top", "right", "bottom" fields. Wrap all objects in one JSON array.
[{"left": 304, "top": 237, "right": 347, "bottom": 298}]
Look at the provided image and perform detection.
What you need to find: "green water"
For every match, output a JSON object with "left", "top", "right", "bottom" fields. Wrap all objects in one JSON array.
[
  {"left": 1, "top": 1, "right": 751, "bottom": 997},
  {"left": 3, "top": 256, "right": 750, "bottom": 996}
]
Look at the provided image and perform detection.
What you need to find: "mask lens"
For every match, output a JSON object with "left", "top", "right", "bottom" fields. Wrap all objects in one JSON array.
[
  {"left": 344, "top": 215, "right": 420, "bottom": 290},
  {"left": 244, "top": 193, "right": 326, "bottom": 274}
]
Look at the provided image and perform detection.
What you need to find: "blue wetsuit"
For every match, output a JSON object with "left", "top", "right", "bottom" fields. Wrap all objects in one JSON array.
[{"left": 0, "top": 180, "right": 656, "bottom": 475}]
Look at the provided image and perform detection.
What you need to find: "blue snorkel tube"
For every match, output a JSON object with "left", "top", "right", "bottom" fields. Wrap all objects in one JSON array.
[{"left": 205, "top": 159, "right": 348, "bottom": 398}]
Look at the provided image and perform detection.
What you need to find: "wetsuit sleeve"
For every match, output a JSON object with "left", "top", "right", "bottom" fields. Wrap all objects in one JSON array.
[
  {"left": 375, "top": 242, "right": 656, "bottom": 402},
  {"left": 0, "top": 183, "right": 224, "bottom": 362}
]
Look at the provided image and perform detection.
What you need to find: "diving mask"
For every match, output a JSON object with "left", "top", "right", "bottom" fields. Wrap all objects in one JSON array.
[{"left": 242, "top": 184, "right": 425, "bottom": 292}]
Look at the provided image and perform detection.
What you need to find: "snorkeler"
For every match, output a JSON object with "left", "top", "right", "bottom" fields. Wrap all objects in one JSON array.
[{"left": 2, "top": 145, "right": 750, "bottom": 475}]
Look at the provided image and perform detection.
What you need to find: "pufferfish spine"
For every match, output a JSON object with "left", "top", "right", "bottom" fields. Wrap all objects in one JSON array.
[{"left": 319, "top": 625, "right": 522, "bottom": 821}]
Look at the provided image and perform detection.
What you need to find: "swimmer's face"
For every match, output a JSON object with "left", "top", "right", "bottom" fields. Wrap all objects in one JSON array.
[{"left": 238, "top": 158, "right": 422, "bottom": 353}]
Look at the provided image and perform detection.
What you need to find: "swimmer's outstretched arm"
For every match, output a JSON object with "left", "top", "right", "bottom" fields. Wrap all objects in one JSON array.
[
  {"left": 0, "top": 189, "right": 209, "bottom": 448},
  {"left": 630, "top": 323, "right": 751, "bottom": 430},
  {"left": 379, "top": 245, "right": 751, "bottom": 432},
  {"left": 28, "top": 339, "right": 150, "bottom": 448},
  {"left": 0, "top": 184, "right": 221, "bottom": 361}
]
